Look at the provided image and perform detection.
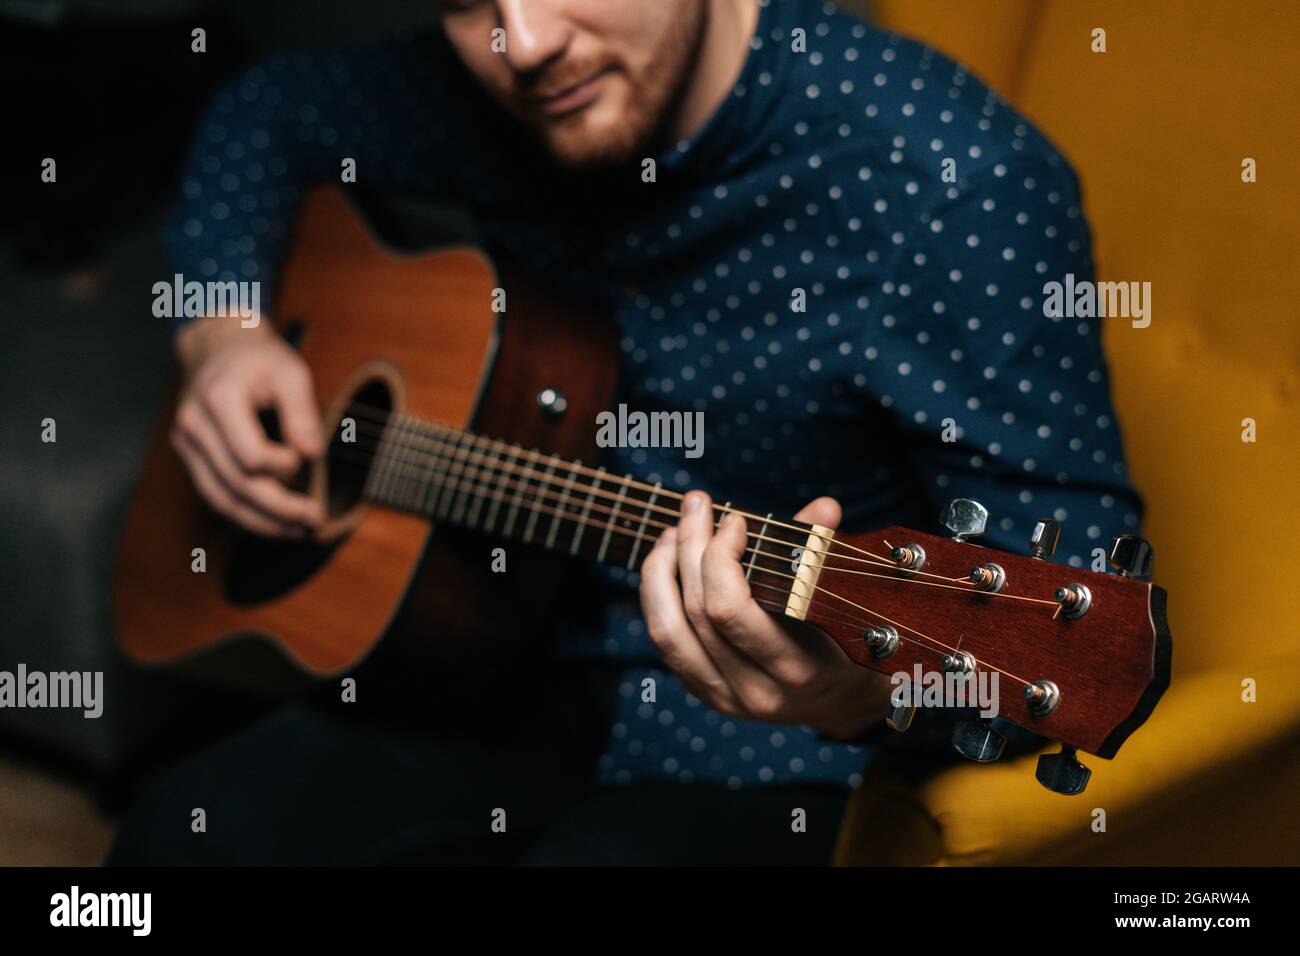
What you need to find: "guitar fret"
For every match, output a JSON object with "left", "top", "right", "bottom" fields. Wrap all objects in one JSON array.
[
  {"left": 409, "top": 420, "right": 438, "bottom": 515},
  {"left": 402, "top": 418, "right": 429, "bottom": 512},
  {"left": 359, "top": 418, "right": 810, "bottom": 602},
  {"left": 400, "top": 417, "right": 427, "bottom": 511},
  {"left": 434, "top": 432, "right": 469, "bottom": 521},
  {"left": 376, "top": 417, "right": 411, "bottom": 508},
  {"left": 747, "top": 513, "right": 773, "bottom": 582},
  {"left": 545, "top": 459, "right": 580, "bottom": 550},
  {"left": 450, "top": 433, "right": 484, "bottom": 524},
  {"left": 598, "top": 474, "right": 630, "bottom": 563},
  {"left": 482, "top": 440, "right": 508, "bottom": 533},
  {"left": 571, "top": 467, "right": 604, "bottom": 556},
  {"left": 501, "top": 444, "right": 529, "bottom": 537},
  {"left": 403, "top": 416, "right": 428, "bottom": 509},
  {"left": 426, "top": 426, "right": 462, "bottom": 518},
  {"left": 627, "top": 482, "right": 661, "bottom": 570},
  {"left": 523, "top": 458, "right": 556, "bottom": 545},
  {"left": 464, "top": 435, "right": 497, "bottom": 529},
  {"left": 360, "top": 417, "right": 817, "bottom": 624}
]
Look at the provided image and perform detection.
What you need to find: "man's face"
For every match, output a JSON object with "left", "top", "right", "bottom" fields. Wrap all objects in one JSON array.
[{"left": 437, "top": 0, "right": 707, "bottom": 167}]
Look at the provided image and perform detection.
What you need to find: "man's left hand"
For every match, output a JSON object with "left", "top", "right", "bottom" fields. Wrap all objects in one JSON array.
[{"left": 639, "top": 490, "right": 894, "bottom": 740}]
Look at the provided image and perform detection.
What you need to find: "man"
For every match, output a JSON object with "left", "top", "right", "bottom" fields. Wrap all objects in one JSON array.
[{"left": 111, "top": 0, "right": 1141, "bottom": 864}]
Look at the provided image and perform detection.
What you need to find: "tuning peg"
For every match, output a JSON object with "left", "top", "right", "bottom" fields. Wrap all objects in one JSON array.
[
  {"left": 951, "top": 718, "right": 1006, "bottom": 762},
  {"left": 940, "top": 498, "right": 988, "bottom": 542},
  {"left": 1108, "top": 534, "right": 1154, "bottom": 579},
  {"left": 1028, "top": 518, "right": 1060, "bottom": 560},
  {"left": 886, "top": 700, "right": 915, "bottom": 733},
  {"left": 1036, "top": 744, "right": 1092, "bottom": 795},
  {"left": 862, "top": 625, "right": 900, "bottom": 660}
]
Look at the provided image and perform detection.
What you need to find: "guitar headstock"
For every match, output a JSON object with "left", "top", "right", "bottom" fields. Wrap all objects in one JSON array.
[{"left": 807, "top": 499, "right": 1171, "bottom": 795}]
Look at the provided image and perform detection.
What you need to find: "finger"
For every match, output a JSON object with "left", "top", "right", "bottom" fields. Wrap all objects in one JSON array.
[
  {"left": 270, "top": 362, "right": 324, "bottom": 460},
  {"left": 793, "top": 495, "right": 842, "bottom": 531},
  {"left": 704, "top": 512, "right": 821, "bottom": 686},
  {"left": 200, "top": 383, "right": 300, "bottom": 478},
  {"left": 182, "top": 407, "right": 324, "bottom": 527},
  {"left": 639, "top": 527, "right": 740, "bottom": 712},
  {"left": 674, "top": 490, "right": 716, "bottom": 630},
  {"left": 675, "top": 491, "right": 778, "bottom": 702},
  {"left": 173, "top": 429, "right": 301, "bottom": 538}
]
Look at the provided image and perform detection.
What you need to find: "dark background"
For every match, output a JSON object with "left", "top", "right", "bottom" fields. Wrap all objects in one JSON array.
[{"left": 0, "top": 0, "right": 448, "bottom": 863}]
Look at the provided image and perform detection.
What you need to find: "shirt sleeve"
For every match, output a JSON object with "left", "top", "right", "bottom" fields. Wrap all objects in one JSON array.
[
  {"left": 164, "top": 31, "right": 462, "bottom": 326},
  {"left": 860, "top": 153, "right": 1143, "bottom": 567}
]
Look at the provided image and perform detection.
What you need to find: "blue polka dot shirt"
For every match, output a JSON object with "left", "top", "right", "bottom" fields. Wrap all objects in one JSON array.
[{"left": 168, "top": 0, "right": 1143, "bottom": 791}]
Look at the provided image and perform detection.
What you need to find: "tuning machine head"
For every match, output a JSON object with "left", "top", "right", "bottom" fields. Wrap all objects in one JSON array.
[
  {"left": 1028, "top": 518, "right": 1060, "bottom": 560},
  {"left": 1036, "top": 744, "right": 1091, "bottom": 795},
  {"left": 886, "top": 699, "right": 915, "bottom": 733},
  {"left": 951, "top": 719, "right": 1006, "bottom": 762},
  {"left": 1108, "top": 534, "right": 1154, "bottom": 579},
  {"left": 862, "top": 625, "right": 900, "bottom": 660},
  {"left": 940, "top": 498, "right": 988, "bottom": 542}
]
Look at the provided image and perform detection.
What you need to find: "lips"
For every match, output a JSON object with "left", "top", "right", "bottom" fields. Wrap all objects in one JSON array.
[{"left": 532, "top": 68, "right": 610, "bottom": 117}]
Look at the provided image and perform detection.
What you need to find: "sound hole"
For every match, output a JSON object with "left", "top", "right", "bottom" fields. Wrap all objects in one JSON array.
[
  {"left": 327, "top": 378, "right": 393, "bottom": 518},
  {"left": 222, "top": 377, "right": 395, "bottom": 607},
  {"left": 224, "top": 534, "right": 342, "bottom": 606}
]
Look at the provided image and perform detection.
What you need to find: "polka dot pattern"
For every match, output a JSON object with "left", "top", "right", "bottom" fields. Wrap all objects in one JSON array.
[{"left": 168, "top": 0, "right": 1142, "bottom": 789}]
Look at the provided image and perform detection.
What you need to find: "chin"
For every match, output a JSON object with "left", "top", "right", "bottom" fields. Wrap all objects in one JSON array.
[
  {"left": 537, "top": 96, "right": 651, "bottom": 169},
  {"left": 543, "top": 131, "right": 634, "bottom": 169}
]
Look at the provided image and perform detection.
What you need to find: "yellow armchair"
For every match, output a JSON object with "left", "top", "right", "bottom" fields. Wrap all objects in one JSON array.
[{"left": 835, "top": 0, "right": 1300, "bottom": 865}]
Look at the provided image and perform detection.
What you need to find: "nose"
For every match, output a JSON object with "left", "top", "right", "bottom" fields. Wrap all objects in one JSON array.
[{"left": 497, "top": 0, "right": 572, "bottom": 76}]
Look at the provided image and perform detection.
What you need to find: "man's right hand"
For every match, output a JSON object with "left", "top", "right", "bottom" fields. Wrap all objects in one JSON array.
[{"left": 172, "top": 315, "right": 327, "bottom": 538}]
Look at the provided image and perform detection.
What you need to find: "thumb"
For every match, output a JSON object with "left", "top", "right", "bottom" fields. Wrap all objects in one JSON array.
[{"left": 793, "top": 495, "right": 842, "bottom": 531}]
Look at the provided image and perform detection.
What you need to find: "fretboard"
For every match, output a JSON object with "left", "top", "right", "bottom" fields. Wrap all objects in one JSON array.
[{"left": 353, "top": 413, "right": 826, "bottom": 620}]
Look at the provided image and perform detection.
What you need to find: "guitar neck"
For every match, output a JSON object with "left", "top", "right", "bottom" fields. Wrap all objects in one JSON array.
[{"left": 356, "top": 412, "right": 827, "bottom": 622}]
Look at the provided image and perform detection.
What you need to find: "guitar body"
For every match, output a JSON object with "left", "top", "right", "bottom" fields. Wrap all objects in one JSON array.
[{"left": 114, "top": 189, "right": 617, "bottom": 693}]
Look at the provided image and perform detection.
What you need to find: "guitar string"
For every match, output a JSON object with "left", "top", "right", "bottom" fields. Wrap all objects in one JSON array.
[
  {"left": 331, "top": 406, "right": 992, "bottom": 591},
  {"left": 340, "top": 406, "right": 907, "bottom": 572},
  {"left": 742, "top": 593, "right": 1024, "bottom": 705},
  {"left": 331, "top": 442, "right": 990, "bottom": 656},
  {"left": 327, "top": 443, "right": 841, "bottom": 598},
  {"left": 349, "top": 411, "right": 1054, "bottom": 616},
  {"left": 333, "top": 425, "right": 1062, "bottom": 609},
  {"left": 339, "top": 401, "right": 950, "bottom": 571},
  {"left": 327, "top": 415, "right": 1062, "bottom": 610},
  {"left": 325, "top": 441, "right": 1045, "bottom": 687},
  {"left": 746, "top": 581, "right": 904, "bottom": 633},
  {"left": 339, "top": 412, "right": 909, "bottom": 571}
]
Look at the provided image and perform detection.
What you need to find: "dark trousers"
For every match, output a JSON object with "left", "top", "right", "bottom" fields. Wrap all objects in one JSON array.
[{"left": 108, "top": 667, "right": 849, "bottom": 866}]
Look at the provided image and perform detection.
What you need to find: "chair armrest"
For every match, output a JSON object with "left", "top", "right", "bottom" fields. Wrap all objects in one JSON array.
[{"left": 835, "top": 655, "right": 1300, "bottom": 865}]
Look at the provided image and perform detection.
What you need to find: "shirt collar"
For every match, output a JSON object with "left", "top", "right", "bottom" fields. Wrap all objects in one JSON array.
[{"left": 657, "top": 0, "right": 794, "bottom": 179}]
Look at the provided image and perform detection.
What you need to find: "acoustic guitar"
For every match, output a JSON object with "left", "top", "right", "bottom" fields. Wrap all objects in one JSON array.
[{"left": 114, "top": 188, "right": 1171, "bottom": 795}]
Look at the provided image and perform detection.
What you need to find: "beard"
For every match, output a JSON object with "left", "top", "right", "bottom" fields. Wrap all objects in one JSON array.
[{"left": 511, "top": 1, "right": 709, "bottom": 169}]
